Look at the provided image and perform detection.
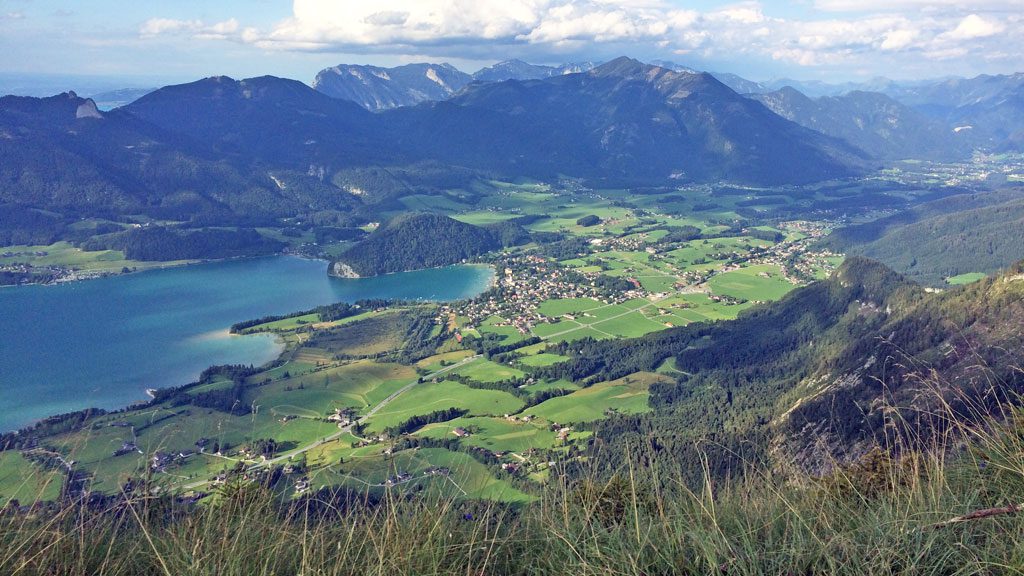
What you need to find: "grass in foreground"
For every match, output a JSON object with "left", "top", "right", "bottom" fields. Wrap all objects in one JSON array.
[
  {"left": 5, "top": 414, "right": 1024, "bottom": 576},
  {"left": 6, "top": 384, "right": 1024, "bottom": 575}
]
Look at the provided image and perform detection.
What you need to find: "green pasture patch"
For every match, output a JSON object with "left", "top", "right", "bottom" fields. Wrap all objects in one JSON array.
[
  {"left": 0, "top": 451, "right": 63, "bottom": 506},
  {"left": 947, "top": 272, "right": 987, "bottom": 285},
  {"left": 364, "top": 380, "right": 524, "bottom": 433},
  {"left": 451, "top": 211, "right": 520, "bottom": 225},
  {"left": 416, "top": 416, "right": 557, "bottom": 453},
  {"left": 516, "top": 353, "right": 569, "bottom": 368},
  {"left": 537, "top": 297, "right": 605, "bottom": 317},
  {"left": 708, "top": 265, "right": 795, "bottom": 302},
  {"left": 526, "top": 372, "right": 667, "bottom": 424},
  {"left": 452, "top": 358, "right": 526, "bottom": 383}
]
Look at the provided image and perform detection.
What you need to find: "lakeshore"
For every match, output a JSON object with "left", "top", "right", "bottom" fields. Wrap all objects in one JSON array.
[{"left": 0, "top": 256, "right": 494, "bottom": 431}]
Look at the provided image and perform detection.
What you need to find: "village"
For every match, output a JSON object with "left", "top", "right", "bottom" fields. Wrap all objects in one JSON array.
[{"left": 441, "top": 217, "right": 841, "bottom": 340}]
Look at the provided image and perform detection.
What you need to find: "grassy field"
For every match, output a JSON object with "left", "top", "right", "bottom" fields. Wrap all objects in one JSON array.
[
  {"left": 536, "top": 297, "right": 605, "bottom": 317},
  {"left": 708, "top": 265, "right": 796, "bottom": 302},
  {"left": 415, "top": 350, "right": 477, "bottom": 373},
  {"left": 0, "top": 451, "right": 62, "bottom": 506},
  {"left": 516, "top": 353, "right": 569, "bottom": 368},
  {"left": 416, "top": 416, "right": 557, "bottom": 453},
  {"left": 527, "top": 372, "right": 669, "bottom": 424},
  {"left": 533, "top": 297, "right": 667, "bottom": 340},
  {"left": 947, "top": 272, "right": 988, "bottom": 285},
  {"left": 475, "top": 315, "right": 528, "bottom": 344},
  {"left": 0, "top": 241, "right": 194, "bottom": 275},
  {"left": 364, "top": 380, "right": 524, "bottom": 433},
  {"left": 326, "top": 447, "right": 534, "bottom": 503},
  {"left": 252, "top": 360, "right": 417, "bottom": 417},
  {"left": 452, "top": 358, "right": 526, "bottom": 383}
]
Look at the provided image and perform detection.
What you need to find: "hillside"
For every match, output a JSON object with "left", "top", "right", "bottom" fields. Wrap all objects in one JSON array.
[
  {"left": 125, "top": 75, "right": 383, "bottom": 167},
  {"left": 390, "top": 57, "right": 868, "bottom": 185},
  {"left": 0, "top": 91, "right": 298, "bottom": 222},
  {"left": 313, "top": 63, "right": 472, "bottom": 111},
  {"left": 752, "top": 87, "right": 967, "bottom": 161},
  {"left": 330, "top": 213, "right": 503, "bottom": 276},
  {"left": 538, "top": 258, "right": 1024, "bottom": 480},
  {"left": 824, "top": 189, "right": 1024, "bottom": 285}
]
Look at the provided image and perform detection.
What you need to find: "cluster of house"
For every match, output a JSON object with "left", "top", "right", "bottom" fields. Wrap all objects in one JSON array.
[
  {"left": 740, "top": 221, "right": 837, "bottom": 283},
  {"left": 446, "top": 254, "right": 640, "bottom": 337},
  {"left": 383, "top": 472, "right": 414, "bottom": 486},
  {"left": 145, "top": 438, "right": 213, "bottom": 470},
  {"left": 327, "top": 408, "right": 355, "bottom": 428},
  {"left": 112, "top": 441, "right": 140, "bottom": 457},
  {"left": 1, "top": 250, "right": 49, "bottom": 258}
]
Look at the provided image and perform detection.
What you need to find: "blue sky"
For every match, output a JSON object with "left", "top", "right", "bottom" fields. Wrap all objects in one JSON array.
[{"left": 1, "top": 0, "right": 1021, "bottom": 90}]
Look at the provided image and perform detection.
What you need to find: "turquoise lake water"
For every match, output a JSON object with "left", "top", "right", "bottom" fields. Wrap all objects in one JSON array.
[{"left": 0, "top": 257, "right": 493, "bottom": 431}]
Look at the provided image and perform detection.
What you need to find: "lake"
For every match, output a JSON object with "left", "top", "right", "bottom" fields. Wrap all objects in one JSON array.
[{"left": 0, "top": 257, "right": 493, "bottom": 432}]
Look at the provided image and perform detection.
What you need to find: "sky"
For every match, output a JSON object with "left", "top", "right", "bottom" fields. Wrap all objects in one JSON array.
[{"left": 0, "top": 0, "right": 1022, "bottom": 92}]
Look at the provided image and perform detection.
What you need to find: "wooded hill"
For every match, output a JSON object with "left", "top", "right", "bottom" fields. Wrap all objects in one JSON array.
[
  {"left": 530, "top": 257, "right": 1024, "bottom": 484},
  {"left": 824, "top": 189, "right": 1024, "bottom": 285},
  {"left": 332, "top": 213, "right": 528, "bottom": 276}
]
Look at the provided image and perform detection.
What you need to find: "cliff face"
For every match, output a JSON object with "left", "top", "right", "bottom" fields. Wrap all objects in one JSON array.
[{"left": 329, "top": 261, "right": 360, "bottom": 279}]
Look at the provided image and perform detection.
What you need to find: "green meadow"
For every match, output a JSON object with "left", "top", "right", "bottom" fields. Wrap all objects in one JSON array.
[
  {"left": 364, "top": 380, "right": 524, "bottom": 433},
  {"left": 708, "top": 264, "right": 796, "bottom": 302},
  {"left": 527, "top": 373, "right": 668, "bottom": 424}
]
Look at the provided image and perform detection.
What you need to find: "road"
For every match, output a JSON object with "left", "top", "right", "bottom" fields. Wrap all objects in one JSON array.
[{"left": 181, "top": 353, "right": 481, "bottom": 490}]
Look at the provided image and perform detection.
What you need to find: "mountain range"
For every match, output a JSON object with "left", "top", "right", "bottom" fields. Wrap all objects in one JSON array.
[
  {"left": 308, "top": 58, "right": 1022, "bottom": 156},
  {"left": 751, "top": 87, "right": 968, "bottom": 161},
  {"left": 312, "top": 60, "right": 597, "bottom": 111},
  {"left": 0, "top": 58, "right": 874, "bottom": 232}
]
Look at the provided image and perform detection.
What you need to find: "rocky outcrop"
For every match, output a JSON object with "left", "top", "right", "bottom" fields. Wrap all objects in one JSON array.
[{"left": 329, "top": 261, "right": 360, "bottom": 278}]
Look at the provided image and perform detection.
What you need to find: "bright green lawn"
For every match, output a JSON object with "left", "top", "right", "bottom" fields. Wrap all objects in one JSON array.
[
  {"left": 947, "top": 272, "right": 987, "bottom": 285},
  {"left": 416, "top": 417, "right": 557, "bottom": 453},
  {"left": 365, "top": 380, "right": 524, "bottom": 433},
  {"left": 708, "top": 265, "right": 795, "bottom": 302},
  {"left": 516, "top": 353, "right": 569, "bottom": 368},
  {"left": 0, "top": 451, "right": 63, "bottom": 506},
  {"left": 526, "top": 373, "right": 668, "bottom": 424},
  {"left": 452, "top": 358, "right": 526, "bottom": 383}
]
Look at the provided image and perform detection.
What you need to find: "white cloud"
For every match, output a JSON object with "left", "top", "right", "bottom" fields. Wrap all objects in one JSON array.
[
  {"left": 944, "top": 14, "right": 1004, "bottom": 40},
  {"left": 140, "top": 18, "right": 203, "bottom": 37},
  {"left": 140, "top": 17, "right": 247, "bottom": 41},
  {"left": 137, "top": 0, "right": 1024, "bottom": 75},
  {"left": 813, "top": 0, "right": 1024, "bottom": 11},
  {"left": 880, "top": 28, "right": 919, "bottom": 51}
]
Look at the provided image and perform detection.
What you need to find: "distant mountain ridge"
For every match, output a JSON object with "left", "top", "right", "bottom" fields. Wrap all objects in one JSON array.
[
  {"left": 416, "top": 57, "right": 867, "bottom": 184},
  {"left": 471, "top": 59, "right": 596, "bottom": 83},
  {"left": 312, "top": 63, "right": 472, "bottom": 111},
  {"left": 751, "top": 87, "right": 968, "bottom": 161},
  {"left": 16, "top": 57, "right": 1003, "bottom": 232},
  {"left": 313, "top": 60, "right": 598, "bottom": 111}
]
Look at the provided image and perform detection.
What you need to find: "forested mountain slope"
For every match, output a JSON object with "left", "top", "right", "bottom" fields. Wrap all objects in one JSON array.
[
  {"left": 752, "top": 87, "right": 966, "bottom": 161},
  {"left": 824, "top": 189, "right": 1024, "bottom": 285},
  {"left": 330, "top": 213, "right": 521, "bottom": 276},
  {"left": 537, "top": 258, "right": 1024, "bottom": 482}
]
